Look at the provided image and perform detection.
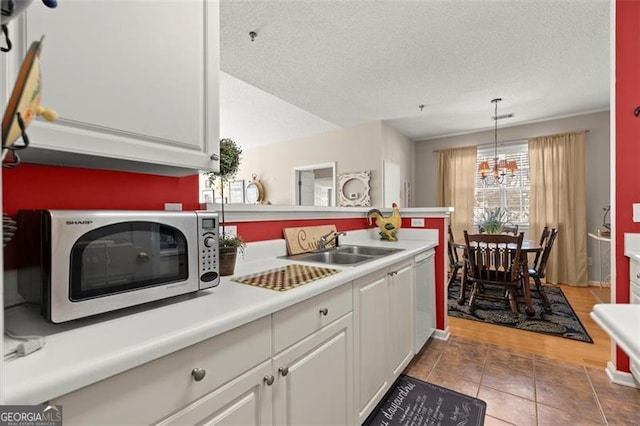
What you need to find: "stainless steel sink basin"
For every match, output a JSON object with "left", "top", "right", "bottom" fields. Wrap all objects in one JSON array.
[
  {"left": 336, "top": 245, "right": 403, "bottom": 256},
  {"left": 281, "top": 244, "right": 404, "bottom": 267},
  {"left": 292, "top": 251, "right": 372, "bottom": 265}
]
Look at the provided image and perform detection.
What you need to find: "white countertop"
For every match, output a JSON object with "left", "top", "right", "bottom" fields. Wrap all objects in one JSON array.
[
  {"left": 590, "top": 304, "right": 640, "bottom": 367},
  {"left": 2, "top": 230, "right": 436, "bottom": 405}
]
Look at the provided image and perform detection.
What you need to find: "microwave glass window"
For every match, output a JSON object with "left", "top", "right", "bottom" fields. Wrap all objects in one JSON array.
[
  {"left": 202, "top": 218, "right": 216, "bottom": 229},
  {"left": 69, "top": 222, "right": 188, "bottom": 300}
]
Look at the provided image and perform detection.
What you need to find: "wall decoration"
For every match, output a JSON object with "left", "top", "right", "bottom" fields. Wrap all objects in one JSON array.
[
  {"left": 201, "top": 189, "right": 214, "bottom": 204},
  {"left": 229, "top": 180, "right": 245, "bottom": 203},
  {"left": 338, "top": 171, "right": 371, "bottom": 207}
]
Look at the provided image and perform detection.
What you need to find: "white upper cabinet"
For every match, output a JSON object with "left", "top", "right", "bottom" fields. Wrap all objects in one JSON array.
[{"left": 10, "top": 0, "right": 219, "bottom": 175}]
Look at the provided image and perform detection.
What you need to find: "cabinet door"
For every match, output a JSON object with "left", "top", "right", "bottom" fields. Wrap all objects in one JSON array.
[
  {"left": 272, "top": 313, "right": 353, "bottom": 426},
  {"left": 353, "top": 272, "right": 389, "bottom": 423},
  {"left": 388, "top": 263, "right": 414, "bottom": 377},
  {"left": 16, "top": 0, "right": 219, "bottom": 175},
  {"left": 156, "top": 361, "right": 272, "bottom": 426}
]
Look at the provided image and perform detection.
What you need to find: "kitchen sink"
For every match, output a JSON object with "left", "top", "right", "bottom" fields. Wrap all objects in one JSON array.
[
  {"left": 292, "top": 251, "right": 373, "bottom": 265},
  {"left": 281, "top": 245, "right": 404, "bottom": 267},
  {"left": 335, "top": 245, "right": 403, "bottom": 256}
]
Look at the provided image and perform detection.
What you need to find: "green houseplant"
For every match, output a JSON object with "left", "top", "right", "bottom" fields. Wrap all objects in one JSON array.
[
  {"left": 207, "top": 138, "right": 244, "bottom": 276},
  {"left": 477, "top": 207, "right": 508, "bottom": 234}
]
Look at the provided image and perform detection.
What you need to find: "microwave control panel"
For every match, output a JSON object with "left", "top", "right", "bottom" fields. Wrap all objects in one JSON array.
[{"left": 197, "top": 212, "right": 220, "bottom": 288}]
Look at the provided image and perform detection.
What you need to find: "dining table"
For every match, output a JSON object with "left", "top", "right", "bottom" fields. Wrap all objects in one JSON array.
[{"left": 453, "top": 238, "right": 542, "bottom": 316}]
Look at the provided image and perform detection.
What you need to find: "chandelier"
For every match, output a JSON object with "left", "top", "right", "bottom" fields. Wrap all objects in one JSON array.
[{"left": 478, "top": 98, "right": 517, "bottom": 184}]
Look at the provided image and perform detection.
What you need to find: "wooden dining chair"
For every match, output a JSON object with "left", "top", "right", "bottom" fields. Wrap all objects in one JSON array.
[
  {"left": 531, "top": 227, "right": 550, "bottom": 268},
  {"left": 463, "top": 231, "right": 525, "bottom": 314},
  {"left": 501, "top": 224, "right": 519, "bottom": 236},
  {"left": 447, "top": 225, "right": 464, "bottom": 288},
  {"left": 528, "top": 228, "right": 559, "bottom": 312}
]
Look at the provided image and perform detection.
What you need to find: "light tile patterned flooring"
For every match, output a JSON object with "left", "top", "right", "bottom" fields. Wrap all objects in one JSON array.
[{"left": 404, "top": 337, "right": 640, "bottom": 425}]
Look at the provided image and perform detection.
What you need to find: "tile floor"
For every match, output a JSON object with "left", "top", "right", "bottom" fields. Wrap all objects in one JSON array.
[{"left": 404, "top": 336, "right": 640, "bottom": 426}]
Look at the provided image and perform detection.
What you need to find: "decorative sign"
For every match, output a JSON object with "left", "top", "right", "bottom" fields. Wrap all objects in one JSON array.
[{"left": 283, "top": 225, "right": 337, "bottom": 255}]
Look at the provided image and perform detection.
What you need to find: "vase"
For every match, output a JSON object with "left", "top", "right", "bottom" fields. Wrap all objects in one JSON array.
[{"left": 219, "top": 246, "right": 238, "bottom": 276}]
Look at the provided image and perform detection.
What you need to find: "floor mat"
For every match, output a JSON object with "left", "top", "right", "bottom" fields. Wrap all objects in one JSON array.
[{"left": 362, "top": 374, "right": 486, "bottom": 426}]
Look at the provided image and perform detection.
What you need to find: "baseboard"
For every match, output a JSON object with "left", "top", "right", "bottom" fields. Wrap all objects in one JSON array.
[
  {"left": 605, "top": 361, "right": 640, "bottom": 388},
  {"left": 433, "top": 328, "right": 450, "bottom": 341}
]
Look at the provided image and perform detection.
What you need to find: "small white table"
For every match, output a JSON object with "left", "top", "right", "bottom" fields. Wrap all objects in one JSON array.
[{"left": 588, "top": 231, "right": 611, "bottom": 289}]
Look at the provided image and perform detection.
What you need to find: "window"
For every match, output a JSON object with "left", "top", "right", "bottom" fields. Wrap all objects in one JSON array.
[{"left": 474, "top": 141, "right": 530, "bottom": 225}]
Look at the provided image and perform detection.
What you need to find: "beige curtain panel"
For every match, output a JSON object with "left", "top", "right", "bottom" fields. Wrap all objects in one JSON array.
[
  {"left": 529, "top": 131, "right": 588, "bottom": 286},
  {"left": 437, "top": 146, "right": 477, "bottom": 240}
]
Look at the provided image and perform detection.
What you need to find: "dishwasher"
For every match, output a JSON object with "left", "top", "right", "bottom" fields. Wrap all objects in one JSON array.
[{"left": 414, "top": 249, "right": 436, "bottom": 353}]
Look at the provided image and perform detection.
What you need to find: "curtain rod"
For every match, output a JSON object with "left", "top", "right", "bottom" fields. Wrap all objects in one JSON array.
[{"left": 431, "top": 129, "right": 590, "bottom": 153}]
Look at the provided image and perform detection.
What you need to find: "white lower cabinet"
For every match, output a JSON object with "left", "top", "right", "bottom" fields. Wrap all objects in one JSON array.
[
  {"left": 353, "top": 260, "right": 415, "bottom": 423},
  {"left": 49, "top": 284, "right": 355, "bottom": 425},
  {"left": 272, "top": 313, "right": 353, "bottom": 426},
  {"left": 354, "top": 269, "right": 389, "bottom": 421},
  {"left": 157, "top": 361, "right": 273, "bottom": 426},
  {"left": 47, "top": 263, "right": 421, "bottom": 426},
  {"left": 50, "top": 316, "right": 273, "bottom": 425},
  {"left": 387, "top": 263, "right": 414, "bottom": 377}
]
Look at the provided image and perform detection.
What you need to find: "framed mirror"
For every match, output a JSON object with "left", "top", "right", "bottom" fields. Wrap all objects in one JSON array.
[
  {"left": 338, "top": 171, "right": 371, "bottom": 207},
  {"left": 293, "top": 162, "right": 336, "bottom": 207}
]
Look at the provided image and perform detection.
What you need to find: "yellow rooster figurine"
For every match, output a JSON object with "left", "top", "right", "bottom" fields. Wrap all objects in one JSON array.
[{"left": 367, "top": 203, "right": 402, "bottom": 241}]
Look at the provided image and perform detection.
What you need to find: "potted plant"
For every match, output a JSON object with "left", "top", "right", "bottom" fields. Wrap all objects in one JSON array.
[
  {"left": 206, "top": 138, "right": 244, "bottom": 275},
  {"left": 477, "top": 207, "right": 508, "bottom": 234},
  {"left": 218, "top": 232, "right": 246, "bottom": 276}
]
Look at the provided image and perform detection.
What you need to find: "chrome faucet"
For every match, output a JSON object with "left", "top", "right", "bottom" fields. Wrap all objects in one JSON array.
[{"left": 317, "top": 231, "right": 347, "bottom": 250}]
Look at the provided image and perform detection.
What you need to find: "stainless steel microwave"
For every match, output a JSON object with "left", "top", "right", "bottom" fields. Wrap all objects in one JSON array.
[{"left": 16, "top": 210, "right": 220, "bottom": 323}]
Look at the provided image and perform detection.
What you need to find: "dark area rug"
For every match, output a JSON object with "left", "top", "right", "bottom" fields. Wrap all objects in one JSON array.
[
  {"left": 448, "top": 281, "right": 593, "bottom": 343},
  {"left": 362, "top": 374, "right": 486, "bottom": 426}
]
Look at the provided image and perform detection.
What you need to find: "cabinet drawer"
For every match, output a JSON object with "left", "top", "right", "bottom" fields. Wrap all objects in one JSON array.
[
  {"left": 630, "top": 260, "right": 640, "bottom": 285},
  {"left": 273, "top": 283, "right": 353, "bottom": 353},
  {"left": 51, "top": 316, "right": 272, "bottom": 425}
]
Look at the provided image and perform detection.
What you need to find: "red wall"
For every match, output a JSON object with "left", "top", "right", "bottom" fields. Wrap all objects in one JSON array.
[
  {"left": 2, "top": 163, "right": 200, "bottom": 269},
  {"left": 614, "top": 0, "right": 640, "bottom": 373},
  {"left": 2, "top": 163, "right": 200, "bottom": 216}
]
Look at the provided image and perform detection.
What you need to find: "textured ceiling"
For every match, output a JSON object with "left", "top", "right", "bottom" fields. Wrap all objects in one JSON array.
[{"left": 220, "top": 0, "right": 610, "bottom": 149}]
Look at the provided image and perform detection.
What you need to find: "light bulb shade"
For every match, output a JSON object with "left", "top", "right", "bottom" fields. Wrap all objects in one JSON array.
[
  {"left": 478, "top": 160, "right": 491, "bottom": 177},
  {"left": 507, "top": 160, "right": 518, "bottom": 172}
]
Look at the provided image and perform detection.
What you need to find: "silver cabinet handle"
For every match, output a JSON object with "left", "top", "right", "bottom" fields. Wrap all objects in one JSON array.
[
  {"left": 191, "top": 368, "right": 206, "bottom": 382},
  {"left": 319, "top": 308, "right": 328, "bottom": 316},
  {"left": 263, "top": 375, "right": 275, "bottom": 386},
  {"left": 279, "top": 367, "right": 289, "bottom": 376}
]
